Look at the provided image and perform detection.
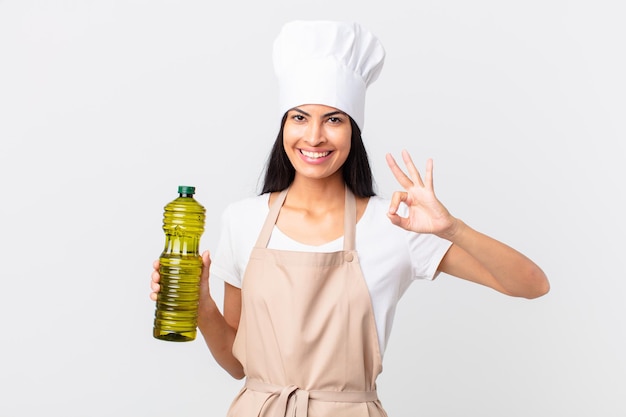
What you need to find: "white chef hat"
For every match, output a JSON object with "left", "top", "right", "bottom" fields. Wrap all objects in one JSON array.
[{"left": 273, "top": 20, "right": 385, "bottom": 131}]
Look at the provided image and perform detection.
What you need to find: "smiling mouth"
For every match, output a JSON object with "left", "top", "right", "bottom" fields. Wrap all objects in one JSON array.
[{"left": 300, "top": 150, "right": 331, "bottom": 159}]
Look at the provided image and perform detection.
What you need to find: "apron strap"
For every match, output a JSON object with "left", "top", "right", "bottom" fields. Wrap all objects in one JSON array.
[
  {"left": 254, "top": 187, "right": 357, "bottom": 251},
  {"left": 255, "top": 188, "right": 289, "bottom": 248},
  {"left": 343, "top": 186, "right": 356, "bottom": 251}
]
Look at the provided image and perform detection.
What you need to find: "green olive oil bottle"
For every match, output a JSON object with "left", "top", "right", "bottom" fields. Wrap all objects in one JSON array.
[{"left": 153, "top": 186, "right": 206, "bottom": 342}]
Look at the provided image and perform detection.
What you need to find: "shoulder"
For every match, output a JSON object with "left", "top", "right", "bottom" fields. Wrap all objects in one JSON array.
[
  {"left": 212, "top": 194, "right": 270, "bottom": 288},
  {"left": 219, "top": 194, "right": 270, "bottom": 235},
  {"left": 222, "top": 193, "right": 269, "bottom": 219}
]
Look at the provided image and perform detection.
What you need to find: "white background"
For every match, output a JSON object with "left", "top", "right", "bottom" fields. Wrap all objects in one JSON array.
[{"left": 1, "top": 1, "right": 625, "bottom": 416}]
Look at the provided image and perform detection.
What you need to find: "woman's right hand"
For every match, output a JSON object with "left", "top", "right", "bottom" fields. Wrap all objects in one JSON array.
[
  {"left": 150, "top": 259, "right": 161, "bottom": 301},
  {"left": 149, "top": 250, "right": 213, "bottom": 303},
  {"left": 197, "top": 250, "right": 214, "bottom": 310},
  {"left": 151, "top": 251, "right": 243, "bottom": 379}
]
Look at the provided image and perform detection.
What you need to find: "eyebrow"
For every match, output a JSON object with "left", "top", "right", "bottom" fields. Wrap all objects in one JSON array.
[{"left": 292, "top": 107, "right": 346, "bottom": 118}]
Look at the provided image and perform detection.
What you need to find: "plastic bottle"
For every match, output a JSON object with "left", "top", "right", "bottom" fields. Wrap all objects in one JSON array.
[{"left": 153, "top": 185, "right": 206, "bottom": 342}]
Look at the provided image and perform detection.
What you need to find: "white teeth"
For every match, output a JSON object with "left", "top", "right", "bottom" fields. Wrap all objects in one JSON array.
[{"left": 301, "top": 150, "right": 330, "bottom": 158}]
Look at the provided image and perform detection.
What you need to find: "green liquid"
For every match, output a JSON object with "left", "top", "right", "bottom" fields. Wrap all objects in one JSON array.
[
  {"left": 153, "top": 254, "right": 202, "bottom": 342},
  {"left": 153, "top": 191, "right": 205, "bottom": 342}
]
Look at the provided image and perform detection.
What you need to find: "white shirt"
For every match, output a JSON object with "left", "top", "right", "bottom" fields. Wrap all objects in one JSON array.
[{"left": 211, "top": 193, "right": 452, "bottom": 355}]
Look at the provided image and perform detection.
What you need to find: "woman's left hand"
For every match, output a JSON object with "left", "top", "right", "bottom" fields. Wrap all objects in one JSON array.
[{"left": 385, "top": 150, "right": 458, "bottom": 239}]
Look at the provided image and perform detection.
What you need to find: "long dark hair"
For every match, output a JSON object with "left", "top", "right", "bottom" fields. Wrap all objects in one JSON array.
[{"left": 260, "top": 114, "right": 376, "bottom": 198}]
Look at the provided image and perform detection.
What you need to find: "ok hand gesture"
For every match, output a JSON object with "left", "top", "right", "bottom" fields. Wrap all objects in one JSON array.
[{"left": 385, "top": 150, "right": 458, "bottom": 239}]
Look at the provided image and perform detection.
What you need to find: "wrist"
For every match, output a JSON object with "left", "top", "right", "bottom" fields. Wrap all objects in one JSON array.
[{"left": 438, "top": 217, "right": 465, "bottom": 241}]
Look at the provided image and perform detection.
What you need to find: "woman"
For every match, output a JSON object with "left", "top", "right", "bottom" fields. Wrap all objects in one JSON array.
[{"left": 150, "top": 20, "right": 549, "bottom": 416}]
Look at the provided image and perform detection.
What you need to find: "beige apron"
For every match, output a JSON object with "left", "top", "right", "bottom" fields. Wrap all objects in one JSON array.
[{"left": 227, "top": 187, "right": 388, "bottom": 417}]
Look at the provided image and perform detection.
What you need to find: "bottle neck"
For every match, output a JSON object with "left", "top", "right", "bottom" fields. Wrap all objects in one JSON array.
[{"left": 179, "top": 193, "right": 194, "bottom": 198}]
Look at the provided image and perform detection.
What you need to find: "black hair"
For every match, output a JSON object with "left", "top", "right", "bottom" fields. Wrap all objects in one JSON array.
[{"left": 260, "top": 113, "right": 376, "bottom": 198}]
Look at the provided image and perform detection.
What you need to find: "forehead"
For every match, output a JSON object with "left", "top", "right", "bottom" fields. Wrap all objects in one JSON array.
[{"left": 289, "top": 104, "right": 347, "bottom": 116}]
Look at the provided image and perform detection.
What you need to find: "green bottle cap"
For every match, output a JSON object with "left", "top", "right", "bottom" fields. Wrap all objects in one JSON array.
[{"left": 178, "top": 185, "right": 196, "bottom": 195}]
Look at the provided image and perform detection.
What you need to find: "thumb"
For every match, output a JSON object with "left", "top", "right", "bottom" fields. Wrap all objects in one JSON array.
[
  {"left": 199, "top": 250, "right": 211, "bottom": 290},
  {"left": 200, "top": 250, "right": 211, "bottom": 278},
  {"left": 201, "top": 250, "right": 211, "bottom": 268}
]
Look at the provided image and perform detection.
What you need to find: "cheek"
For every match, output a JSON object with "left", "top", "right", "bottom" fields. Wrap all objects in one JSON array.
[
  {"left": 283, "top": 123, "right": 304, "bottom": 142},
  {"left": 331, "top": 130, "right": 352, "bottom": 151}
]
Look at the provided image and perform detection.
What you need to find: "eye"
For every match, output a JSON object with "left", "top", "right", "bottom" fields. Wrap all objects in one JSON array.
[
  {"left": 328, "top": 116, "right": 343, "bottom": 124},
  {"left": 291, "top": 114, "right": 306, "bottom": 122}
]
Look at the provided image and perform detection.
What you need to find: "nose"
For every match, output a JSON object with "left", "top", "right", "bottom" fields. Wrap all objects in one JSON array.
[{"left": 304, "top": 122, "right": 326, "bottom": 146}]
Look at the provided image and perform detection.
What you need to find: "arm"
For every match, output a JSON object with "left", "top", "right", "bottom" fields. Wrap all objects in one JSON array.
[
  {"left": 386, "top": 150, "right": 549, "bottom": 299},
  {"left": 151, "top": 251, "right": 245, "bottom": 378},
  {"left": 196, "top": 251, "right": 245, "bottom": 378},
  {"left": 437, "top": 222, "right": 549, "bottom": 298}
]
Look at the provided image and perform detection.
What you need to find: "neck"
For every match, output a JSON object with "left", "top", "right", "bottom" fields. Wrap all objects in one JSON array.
[{"left": 286, "top": 175, "right": 346, "bottom": 208}]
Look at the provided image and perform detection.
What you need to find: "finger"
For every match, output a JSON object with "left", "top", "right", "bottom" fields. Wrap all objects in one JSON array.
[
  {"left": 386, "top": 211, "right": 404, "bottom": 228},
  {"left": 198, "top": 251, "right": 212, "bottom": 299},
  {"left": 150, "top": 280, "right": 160, "bottom": 301},
  {"left": 424, "top": 158, "right": 434, "bottom": 190},
  {"left": 202, "top": 250, "right": 211, "bottom": 266},
  {"left": 386, "top": 210, "right": 411, "bottom": 230},
  {"left": 388, "top": 190, "right": 408, "bottom": 215},
  {"left": 401, "top": 149, "right": 424, "bottom": 187},
  {"left": 201, "top": 250, "right": 211, "bottom": 272},
  {"left": 386, "top": 153, "right": 414, "bottom": 189},
  {"left": 152, "top": 259, "right": 160, "bottom": 270},
  {"left": 200, "top": 250, "right": 211, "bottom": 283},
  {"left": 387, "top": 190, "right": 412, "bottom": 230},
  {"left": 151, "top": 269, "right": 160, "bottom": 283}
]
